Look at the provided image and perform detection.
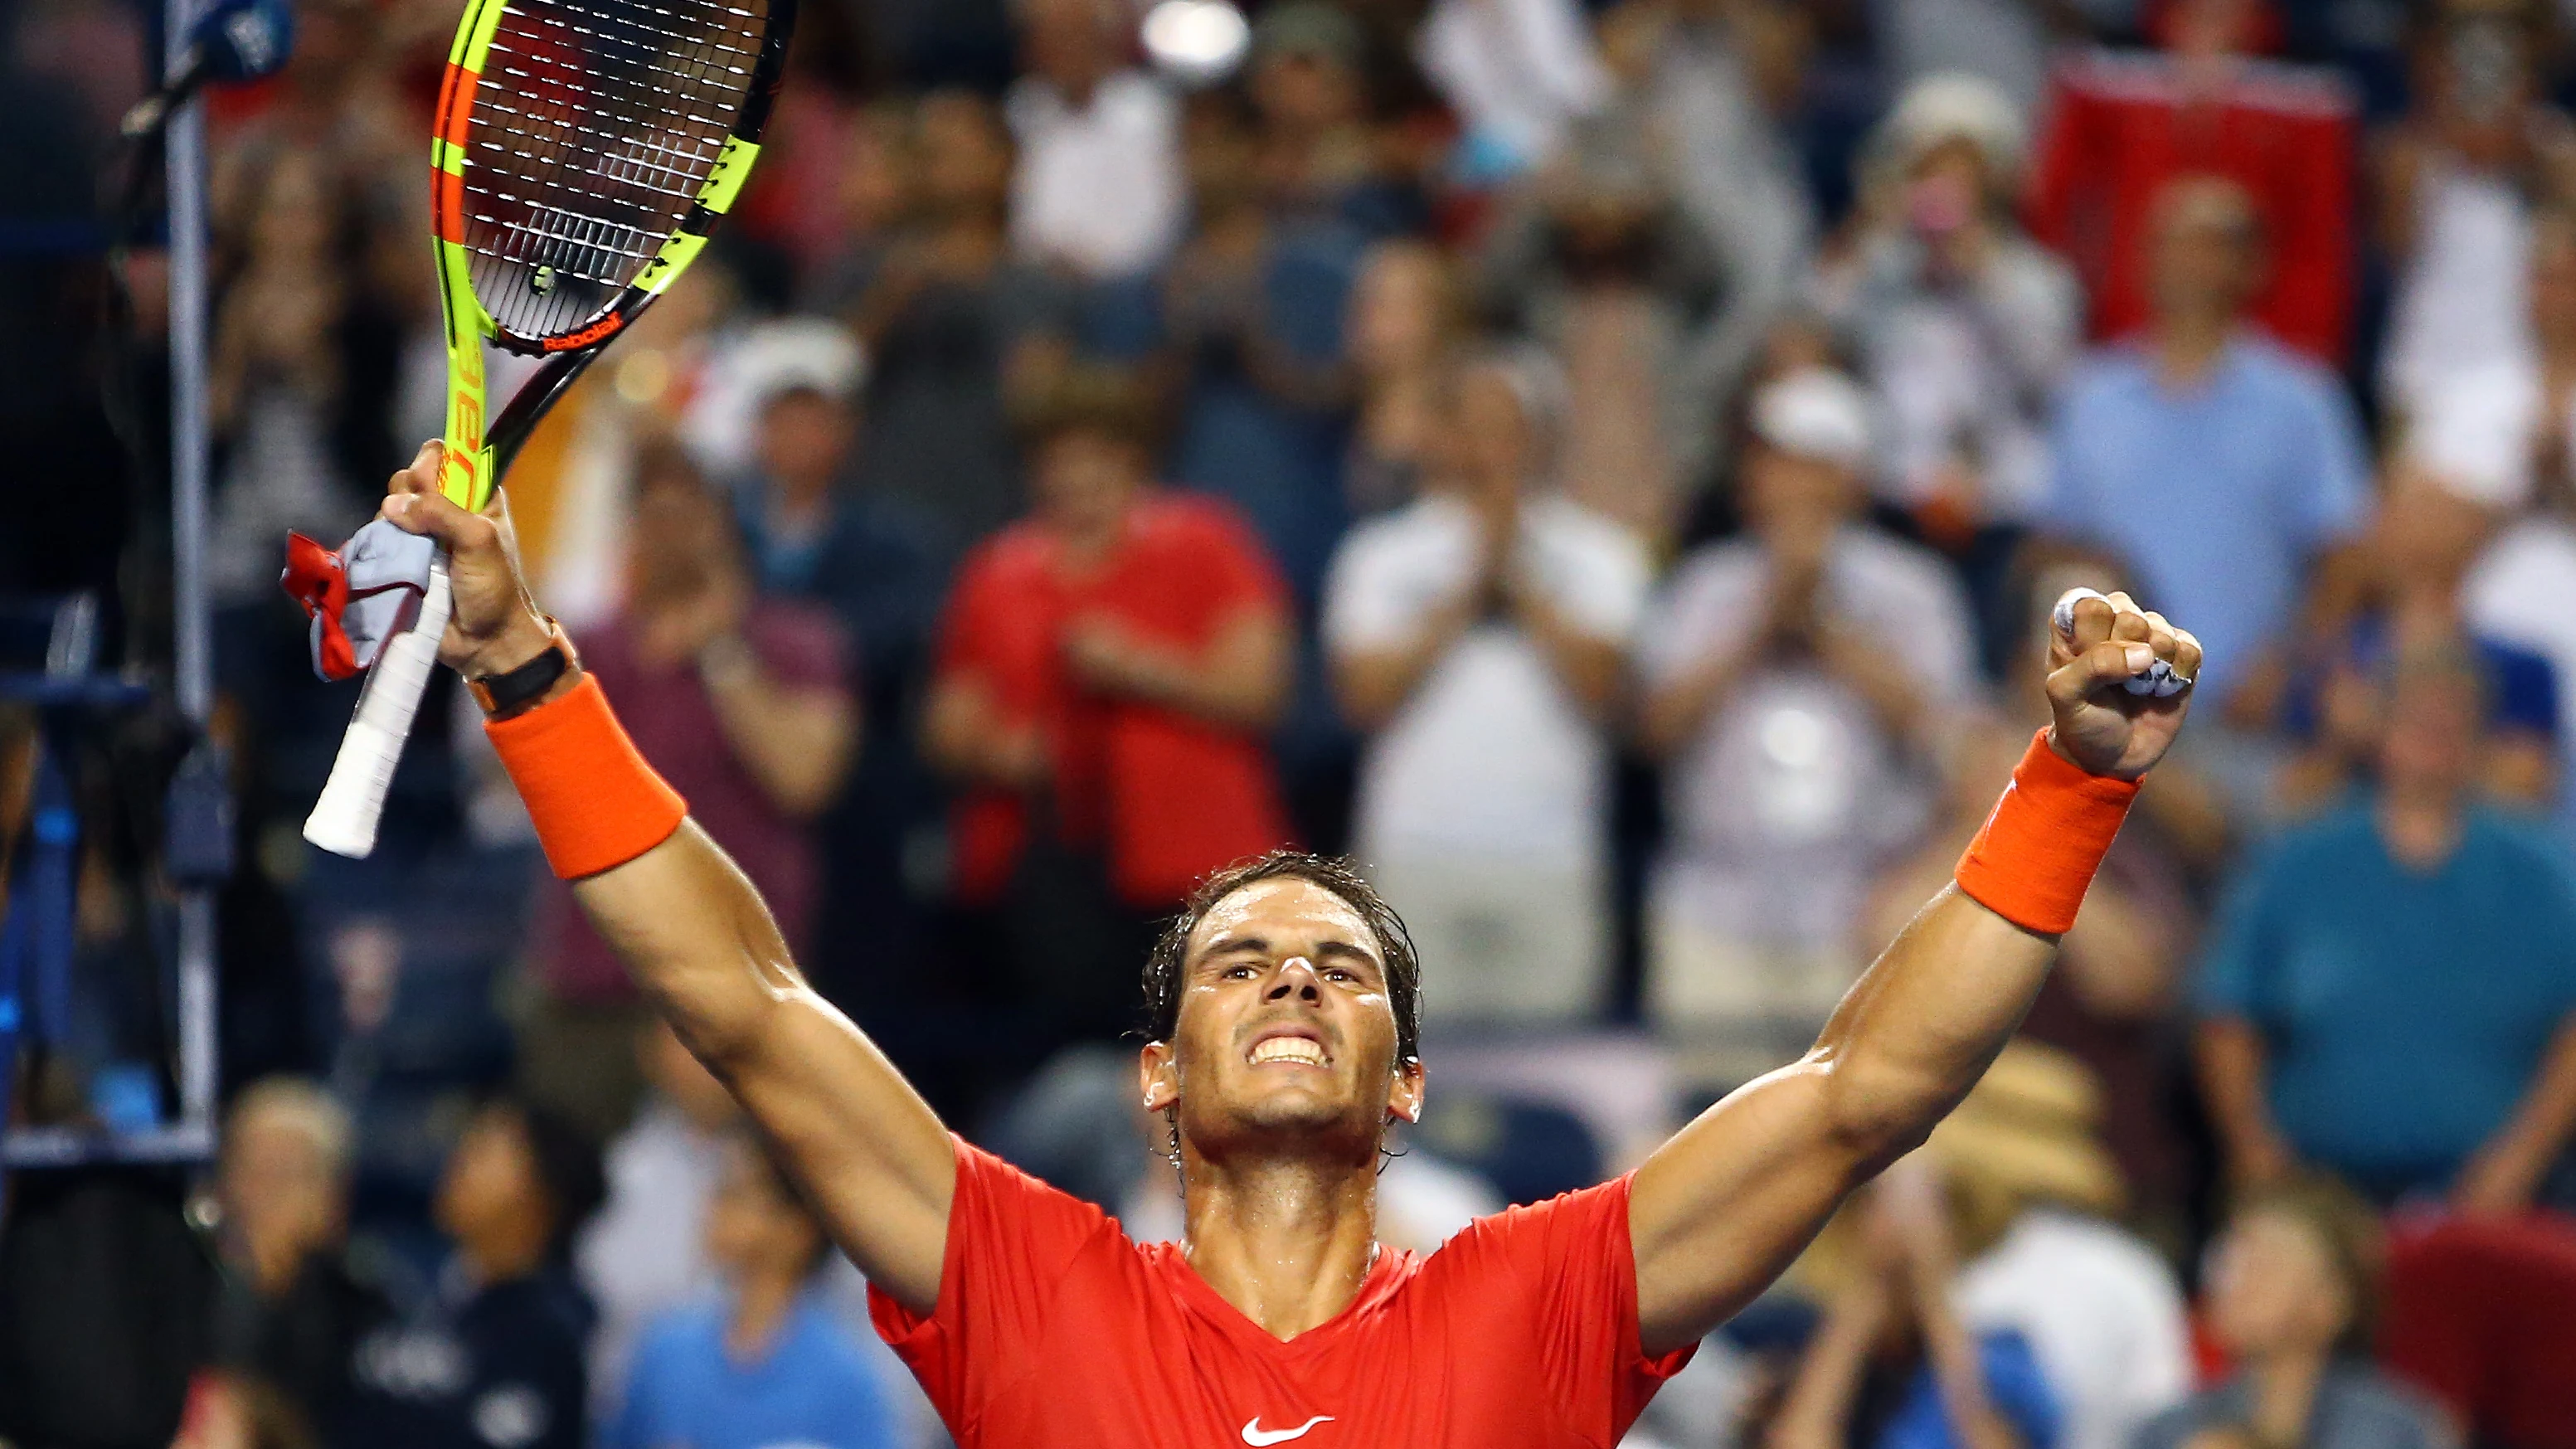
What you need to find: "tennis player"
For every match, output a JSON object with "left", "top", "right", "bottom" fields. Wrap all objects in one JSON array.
[{"left": 372, "top": 439, "right": 2201, "bottom": 1447}]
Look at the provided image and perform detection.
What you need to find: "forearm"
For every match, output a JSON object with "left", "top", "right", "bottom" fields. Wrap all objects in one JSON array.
[
  {"left": 1916, "top": 1277, "right": 2021, "bottom": 1449},
  {"left": 1640, "top": 638, "right": 1760, "bottom": 760},
  {"left": 702, "top": 664, "right": 858, "bottom": 818},
  {"left": 570, "top": 822, "right": 814, "bottom": 1060},
  {"left": 1332, "top": 600, "right": 1480, "bottom": 729},
  {"left": 1764, "top": 1296, "right": 1879, "bottom": 1449},
  {"left": 1511, "top": 591, "right": 1623, "bottom": 720},
  {"left": 2486, "top": 1019, "right": 2576, "bottom": 1165},
  {"left": 1815, "top": 626, "right": 1936, "bottom": 748},
  {"left": 2194, "top": 1018, "right": 2291, "bottom": 1172},
  {"left": 1095, "top": 613, "right": 1290, "bottom": 731},
  {"left": 1812, "top": 886, "right": 2057, "bottom": 1158}
]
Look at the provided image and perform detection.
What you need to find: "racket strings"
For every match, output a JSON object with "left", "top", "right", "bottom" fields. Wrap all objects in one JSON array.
[{"left": 460, "top": 0, "right": 768, "bottom": 338}]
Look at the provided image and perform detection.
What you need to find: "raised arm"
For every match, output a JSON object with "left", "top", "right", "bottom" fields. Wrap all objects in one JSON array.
[
  {"left": 377, "top": 444, "right": 954, "bottom": 1313},
  {"left": 1629, "top": 590, "right": 2202, "bottom": 1354}
]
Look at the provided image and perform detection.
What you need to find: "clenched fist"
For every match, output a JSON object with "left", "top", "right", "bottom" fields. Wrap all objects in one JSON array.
[
  {"left": 376, "top": 440, "right": 553, "bottom": 680},
  {"left": 2045, "top": 588, "right": 2203, "bottom": 781}
]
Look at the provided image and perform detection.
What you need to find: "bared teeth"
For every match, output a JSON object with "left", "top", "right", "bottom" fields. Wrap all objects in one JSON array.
[{"left": 1250, "top": 1037, "right": 1327, "bottom": 1066}]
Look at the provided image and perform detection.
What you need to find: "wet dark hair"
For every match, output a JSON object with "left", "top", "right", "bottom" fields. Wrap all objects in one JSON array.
[{"left": 1140, "top": 849, "right": 1422, "bottom": 1065}]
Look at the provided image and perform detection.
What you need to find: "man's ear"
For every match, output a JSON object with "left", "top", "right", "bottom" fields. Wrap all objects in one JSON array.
[
  {"left": 1386, "top": 1057, "right": 1425, "bottom": 1125},
  {"left": 1140, "top": 1040, "right": 1179, "bottom": 1114}
]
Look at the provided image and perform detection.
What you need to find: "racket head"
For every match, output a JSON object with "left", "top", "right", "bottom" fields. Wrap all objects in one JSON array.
[{"left": 428, "top": 0, "right": 795, "bottom": 507}]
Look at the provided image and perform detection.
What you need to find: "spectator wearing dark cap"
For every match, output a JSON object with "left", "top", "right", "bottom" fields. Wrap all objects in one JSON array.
[
  {"left": 1246, "top": 2, "right": 1405, "bottom": 234},
  {"left": 2135, "top": 1176, "right": 2447, "bottom": 1449},
  {"left": 345, "top": 1098, "right": 603, "bottom": 1449},
  {"left": 2197, "top": 643, "right": 2576, "bottom": 1212},
  {"left": 810, "top": 90, "right": 1077, "bottom": 547},
  {"left": 1636, "top": 367, "right": 1976, "bottom": 1077}
]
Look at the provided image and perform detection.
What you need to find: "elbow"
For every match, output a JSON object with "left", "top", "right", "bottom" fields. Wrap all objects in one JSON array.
[{"left": 1814, "top": 1051, "right": 1949, "bottom": 1178}]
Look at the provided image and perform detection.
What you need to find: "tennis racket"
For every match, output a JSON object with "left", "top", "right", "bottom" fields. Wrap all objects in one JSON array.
[{"left": 304, "top": 0, "right": 796, "bottom": 857}]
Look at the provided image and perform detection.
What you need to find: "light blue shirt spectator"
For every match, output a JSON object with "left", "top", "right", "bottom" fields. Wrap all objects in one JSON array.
[
  {"left": 605, "top": 1292, "right": 899, "bottom": 1449},
  {"left": 2195, "top": 800, "right": 2576, "bottom": 1196},
  {"left": 2047, "top": 335, "right": 2370, "bottom": 703}
]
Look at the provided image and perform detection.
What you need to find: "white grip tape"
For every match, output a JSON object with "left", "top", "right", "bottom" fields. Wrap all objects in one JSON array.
[
  {"left": 2051, "top": 586, "right": 2191, "bottom": 698},
  {"left": 304, "top": 553, "right": 454, "bottom": 858}
]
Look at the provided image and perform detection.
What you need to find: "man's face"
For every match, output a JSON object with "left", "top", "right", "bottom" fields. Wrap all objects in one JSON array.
[
  {"left": 2148, "top": 182, "right": 2259, "bottom": 323},
  {"left": 754, "top": 391, "right": 852, "bottom": 504},
  {"left": 1742, "top": 443, "right": 1857, "bottom": 542},
  {"left": 1141, "top": 879, "right": 1422, "bottom": 1165},
  {"left": 1437, "top": 368, "right": 1533, "bottom": 501},
  {"left": 703, "top": 1144, "right": 819, "bottom": 1281},
  {"left": 2378, "top": 668, "right": 2484, "bottom": 800},
  {"left": 1033, "top": 430, "right": 1145, "bottom": 537},
  {"left": 631, "top": 471, "right": 732, "bottom": 591},
  {"left": 220, "top": 1111, "right": 343, "bottom": 1274},
  {"left": 2206, "top": 1210, "right": 2349, "bottom": 1357},
  {"left": 433, "top": 1107, "right": 546, "bottom": 1249}
]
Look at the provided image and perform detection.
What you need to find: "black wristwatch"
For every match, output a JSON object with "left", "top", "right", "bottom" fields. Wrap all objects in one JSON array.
[{"left": 469, "top": 617, "right": 579, "bottom": 718}]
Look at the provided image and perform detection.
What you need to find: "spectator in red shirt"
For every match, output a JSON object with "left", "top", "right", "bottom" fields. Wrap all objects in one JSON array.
[
  {"left": 924, "top": 367, "right": 1295, "bottom": 1051},
  {"left": 531, "top": 444, "right": 858, "bottom": 1116},
  {"left": 2026, "top": 0, "right": 2358, "bottom": 366}
]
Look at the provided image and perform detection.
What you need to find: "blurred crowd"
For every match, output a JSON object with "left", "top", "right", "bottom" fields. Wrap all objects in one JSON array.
[{"left": 25, "top": 0, "right": 2576, "bottom": 1443}]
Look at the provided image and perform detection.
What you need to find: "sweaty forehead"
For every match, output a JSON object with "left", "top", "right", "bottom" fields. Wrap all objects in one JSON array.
[{"left": 1187, "top": 878, "right": 1381, "bottom": 963}]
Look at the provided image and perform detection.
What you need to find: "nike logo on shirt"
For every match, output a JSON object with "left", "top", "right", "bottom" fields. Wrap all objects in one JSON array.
[{"left": 1240, "top": 1416, "right": 1333, "bottom": 1445}]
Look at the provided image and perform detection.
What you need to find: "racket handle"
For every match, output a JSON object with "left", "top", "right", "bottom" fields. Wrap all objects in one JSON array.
[{"left": 304, "top": 553, "right": 454, "bottom": 858}]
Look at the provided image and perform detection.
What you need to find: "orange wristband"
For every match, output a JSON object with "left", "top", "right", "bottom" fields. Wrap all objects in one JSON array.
[
  {"left": 1953, "top": 729, "right": 2140, "bottom": 936},
  {"left": 487, "top": 673, "right": 688, "bottom": 879}
]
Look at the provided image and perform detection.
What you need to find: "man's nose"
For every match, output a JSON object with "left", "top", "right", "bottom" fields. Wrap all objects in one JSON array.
[{"left": 1265, "top": 956, "right": 1323, "bottom": 1002}]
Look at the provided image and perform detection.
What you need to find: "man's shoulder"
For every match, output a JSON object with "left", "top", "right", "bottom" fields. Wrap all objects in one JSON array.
[
  {"left": 1529, "top": 494, "right": 1645, "bottom": 556},
  {"left": 1332, "top": 498, "right": 1461, "bottom": 572},
  {"left": 1136, "top": 491, "right": 1266, "bottom": 553},
  {"left": 2260, "top": 804, "right": 2388, "bottom": 875},
  {"left": 2227, "top": 333, "right": 2350, "bottom": 411},
  {"left": 2058, "top": 345, "right": 2157, "bottom": 411},
  {"left": 2316, "top": 1365, "right": 2450, "bottom": 1447},
  {"left": 632, "top": 1298, "right": 727, "bottom": 1368},
  {"left": 1660, "top": 537, "right": 1765, "bottom": 599}
]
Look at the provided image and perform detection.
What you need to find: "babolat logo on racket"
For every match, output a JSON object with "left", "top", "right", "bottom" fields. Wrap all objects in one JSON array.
[{"left": 542, "top": 314, "right": 625, "bottom": 353}]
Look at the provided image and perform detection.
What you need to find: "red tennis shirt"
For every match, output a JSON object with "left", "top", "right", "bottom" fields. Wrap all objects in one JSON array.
[{"left": 869, "top": 1140, "right": 1694, "bottom": 1448}]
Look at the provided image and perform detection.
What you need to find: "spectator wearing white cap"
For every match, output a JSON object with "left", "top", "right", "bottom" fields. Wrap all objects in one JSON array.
[
  {"left": 699, "top": 321, "right": 960, "bottom": 1049},
  {"left": 1635, "top": 367, "right": 1980, "bottom": 1082},
  {"left": 1811, "top": 73, "right": 2080, "bottom": 574},
  {"left": 1324, "top": 349, "right": 1651, "bottom": 1028}
]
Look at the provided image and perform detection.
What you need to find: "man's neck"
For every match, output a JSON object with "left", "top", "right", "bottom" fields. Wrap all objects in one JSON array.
[
  {"left": 2243, "top": 1347, "right": 2331, "bottom": 1447},
  {"left": 1179, "top": 1152, "right": 1383, "bottom": 1340},
  {"left": 2151, "top": 314, "right": 2236, "bottom": 388},
  {"left": 2379, "top": 789, "right": 2465, "bottom": 870},
  {"left": 724, "top": 1269, "right": 804, "bottom": 1363},
  {"left": 460, "top": 1228, "right": 547, "bottom": 1290}
]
